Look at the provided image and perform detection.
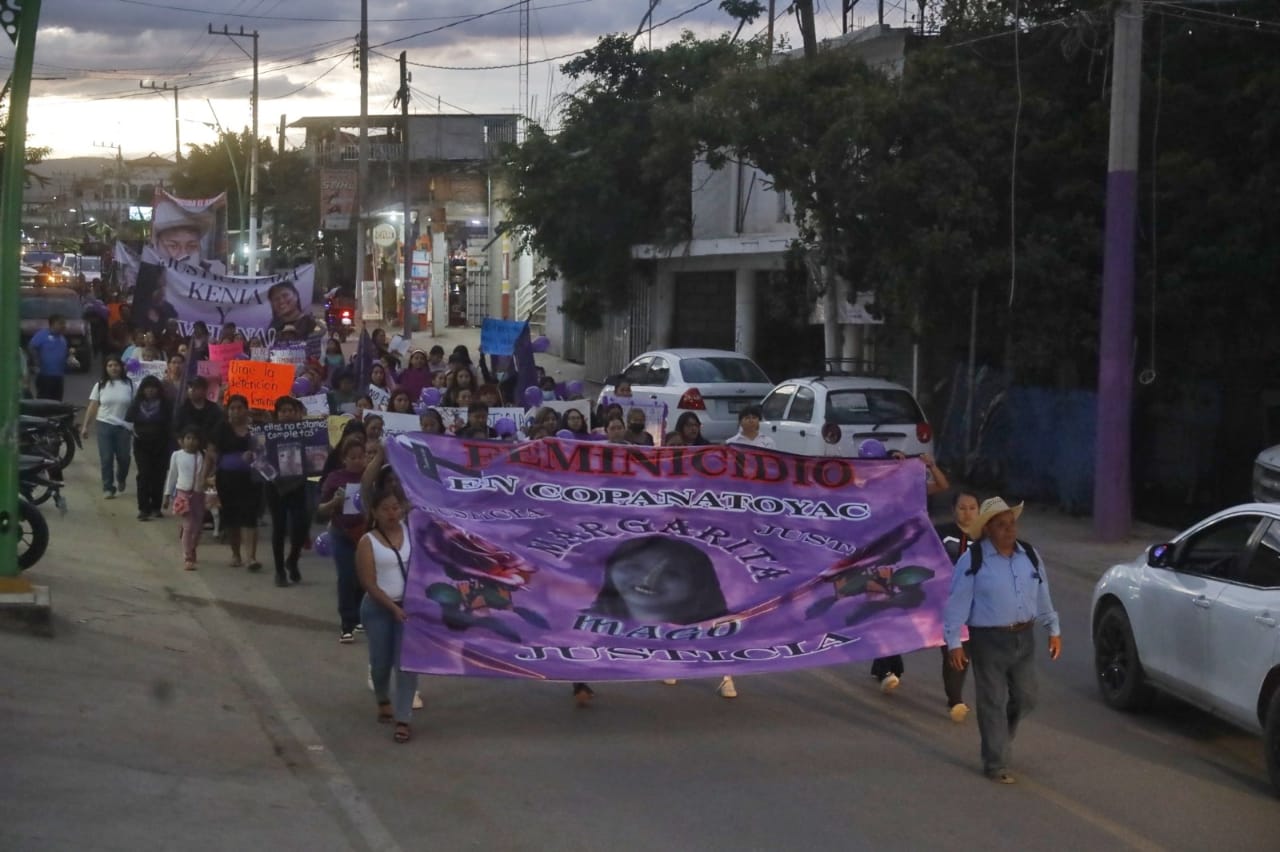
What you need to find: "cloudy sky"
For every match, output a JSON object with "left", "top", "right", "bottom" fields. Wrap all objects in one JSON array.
[{"left": 1, "top": 0, "right": 891, "bottom": 161}]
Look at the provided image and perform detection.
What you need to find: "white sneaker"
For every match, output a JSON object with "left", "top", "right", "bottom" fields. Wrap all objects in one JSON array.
[
  {"left": 717, "top": 676, "right": 738, "bottom": 699},
  {"left": 412, "top": 691, "right": 424, "bottom": 710},
  {"left": 661, "top": 679, "right": 678, "bottom": 685},
  {"left": 880, "top": 673, "right": 900, "bottom": 694},
  {"left": 366, "top": 665, "right": 374, "bottom": 692},
  {"left": 949, "top": 702, "right": 970, "bottom": 723}
]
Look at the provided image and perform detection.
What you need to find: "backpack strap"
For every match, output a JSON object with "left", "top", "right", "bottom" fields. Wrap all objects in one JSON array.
[{"left": 963, "top": 539, "right": 1042, "bottom": 582}]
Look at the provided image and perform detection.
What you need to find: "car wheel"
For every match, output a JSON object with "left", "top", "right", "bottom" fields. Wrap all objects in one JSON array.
[
  {"left": 1093, "top": 604, "right": 1156, "bottom": 711},
  {"left": 1266, "top": 687, "right": 1280, "bottom": 798}
]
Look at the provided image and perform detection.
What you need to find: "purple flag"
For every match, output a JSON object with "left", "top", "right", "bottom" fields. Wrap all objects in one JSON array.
[
  {"left": 355, "top": 328, "right": 374, "bottom": 389},
  {"left": 386, "top": 436, "right": 954, "bottom": 680}
]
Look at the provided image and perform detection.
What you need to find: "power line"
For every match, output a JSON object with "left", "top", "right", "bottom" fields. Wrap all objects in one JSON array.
[
  {"left": 397, "top": 47, "right": 592, "bottom": 72},
  {"left": 106, "top": 0, "right": 596, "bottom": 24}
]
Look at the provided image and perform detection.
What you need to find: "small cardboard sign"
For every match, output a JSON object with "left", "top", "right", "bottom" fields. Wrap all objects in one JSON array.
[
  {"left": 209, "top": 342, "right": 243, "bottom": 363},
  {"left": 298, "top": 393, "right": 330, "bottom": 417}
]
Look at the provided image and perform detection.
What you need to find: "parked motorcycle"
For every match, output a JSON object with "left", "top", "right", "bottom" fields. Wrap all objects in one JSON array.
[
  {"left": 19, "top": 399, "right": 80, "bottom": 470},
  {"left": 17, "top": 497, "right": 49, "bottom": 570},
  {"left": 325, "top": 288, "right": 357, "bottom": 341},
  {"left": 19, "top": 453, "right": 67, "bottom": 511}
]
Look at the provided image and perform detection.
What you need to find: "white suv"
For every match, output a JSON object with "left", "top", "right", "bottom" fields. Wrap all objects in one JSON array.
[{"left": 757, "top": 376, "right": 933, "bottom": 457}]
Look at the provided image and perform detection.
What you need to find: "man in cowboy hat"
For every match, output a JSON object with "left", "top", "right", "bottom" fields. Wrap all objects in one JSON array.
[{"left": 942, "top": 497, "right": 1061, "bottom": 784}]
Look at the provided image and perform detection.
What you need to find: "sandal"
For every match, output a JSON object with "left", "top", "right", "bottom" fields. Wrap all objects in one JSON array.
[
  {"left": 229, "top": 556, "right": 244, "bottom": 568},
  {"left": 377, "top": 702, "right": 393, "bottom": 724},
  {"left": 393, "top": 722, "right": 411, "bottom": 744},
  {"left": 184, "top": 561, "right": 197, "bottom": 571},
  {"left": 246, "top": 561, "right": 263, "bottom": 573}
]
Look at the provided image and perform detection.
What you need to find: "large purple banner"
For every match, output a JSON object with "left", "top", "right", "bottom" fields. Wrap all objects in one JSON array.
[{"left": 387, "top": 436, "right": 953, "bottom": 680}]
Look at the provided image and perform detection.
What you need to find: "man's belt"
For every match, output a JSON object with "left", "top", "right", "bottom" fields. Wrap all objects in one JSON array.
[{"left": 973, "top": 620, "right": 1035, "bottom": 633}]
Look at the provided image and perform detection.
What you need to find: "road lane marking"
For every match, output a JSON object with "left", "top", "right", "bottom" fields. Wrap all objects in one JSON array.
[{"left": 805, "top": 667, "right": 1168, "bottom": 852}]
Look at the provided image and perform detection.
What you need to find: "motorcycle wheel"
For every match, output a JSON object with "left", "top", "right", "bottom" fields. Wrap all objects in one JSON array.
[
  {"left": 21, "top": 480, "right": 54, "bottom": 506},
  {"left": 17, "top": 498, "right": 49, "bottom": 570},
  {"left": 57, "top": 423, "right": 77, "bottom": 468}
]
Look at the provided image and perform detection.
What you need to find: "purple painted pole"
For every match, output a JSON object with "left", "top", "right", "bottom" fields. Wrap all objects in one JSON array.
[{"left": 1094, "top": 0, "right": 1144, "bottom": 541}]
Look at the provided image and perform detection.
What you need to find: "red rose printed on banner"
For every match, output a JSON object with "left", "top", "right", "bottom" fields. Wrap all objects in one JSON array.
[{"left": 420, "top": 520, "right": 548, "bottom": 640}]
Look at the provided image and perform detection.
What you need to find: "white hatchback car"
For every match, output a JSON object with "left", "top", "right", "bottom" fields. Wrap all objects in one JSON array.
[
  {"left": 1091, "top": 504, "right": 1280, "bottom": 794},
  {"left": 599, "top": 349, "right": 774, "bottom": 443},
  {"left": 757, "top": 376, "right": 933, "bottom": 458}
]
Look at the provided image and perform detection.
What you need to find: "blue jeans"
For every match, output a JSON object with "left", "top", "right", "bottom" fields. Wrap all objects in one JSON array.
[
  {"left": 331, "top": 529, "right": 363, "bottom": 632},
  {"left": 360, "top": 596, "right": 419, "bottom": 724},
  {"left": 96, "top": 421, "right": 132, "bottom": 494}
]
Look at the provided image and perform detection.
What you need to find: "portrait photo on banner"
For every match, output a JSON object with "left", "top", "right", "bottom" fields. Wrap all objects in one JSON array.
[{"left": 384, "top": 434, "right": 955, "bottom": 681}]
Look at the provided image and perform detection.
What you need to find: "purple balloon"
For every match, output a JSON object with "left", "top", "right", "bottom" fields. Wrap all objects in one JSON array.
[
  {"left": 556, "top": 429, "right": 574, "bottom": 439},
  {"left": 313, "top": 532, "right": 333, "bottom": 557},
  {"left": 857, "top": 438, "right": 889, "bottom": 459},
  {"left": 566, "top": 380, "right": 584, "bottom": 397},
  {"left": 522, "top": 385, "right": 544, "bottom": 408},
  {"left": 292, "top": 377, "right": 312, "bottom": 397},
  {"left": 420, "top": 387, "right": 442, "bottom": 406},
  {"left": 494, "top": 417, "right": 517, "bottom": 437},
  {"left": 413, "top": 401, "right": 428, "bottom": 415},
  {"left": 125, "top": 358, "right": 141, "bottom": 374},
  {"left": 531, "top": 335, "right": 551, "bottom": 353}
]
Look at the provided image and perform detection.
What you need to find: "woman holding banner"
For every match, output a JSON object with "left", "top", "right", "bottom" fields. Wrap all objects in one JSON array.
[
  {"left": 264, "top": 396, "right": 312, "bottom": 588},
  {"left": 207, "top": 395, "right": 263, "bottom": 571}
]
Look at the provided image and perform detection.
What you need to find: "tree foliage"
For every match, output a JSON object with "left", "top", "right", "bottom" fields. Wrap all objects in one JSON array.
[{"left": 500, "top": 32, "right": 762, "bottom": 326}]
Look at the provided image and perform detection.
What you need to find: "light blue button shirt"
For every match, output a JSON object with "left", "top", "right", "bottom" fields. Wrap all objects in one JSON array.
[{"left": 942, "top": 538, "right": 1060, "bottom": 649}]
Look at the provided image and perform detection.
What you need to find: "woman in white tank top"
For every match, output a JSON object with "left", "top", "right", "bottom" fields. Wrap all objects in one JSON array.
[{"left": 356, "top": 486, "right": 419, "bottom": 743}]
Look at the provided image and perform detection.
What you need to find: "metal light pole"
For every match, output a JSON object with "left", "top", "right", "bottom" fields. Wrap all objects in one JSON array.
[
  {"left": 1093, "top": 0, "right": 1144, "bottom": 541},
  {"left": 1, "top": 0, "right": 43, "bottom": 579}
]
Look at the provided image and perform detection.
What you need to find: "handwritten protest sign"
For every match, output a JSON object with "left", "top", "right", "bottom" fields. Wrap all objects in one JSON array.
[
  {"left": 205, "top": 379, "right": 222, "bottom": 404},
  {"left": 269, "top": 342, "right": 308, "bottom": 372},
  {"left": 254, "top": 420, "right": 330, "bottom": 479},
  {"left": 379, "top": 411, "right": 421, "bottom": 437},
  {"left": 479, "top": 318, "right": 529, "bottom": 357},
  {"left": 226, "top": 360, "right": 295, "bottom": 411},
  {"left": 298, "top": 393, "right": 331, "bottom": 417},
  {"left": 197, "top": 359, "right": 229, "bottom": 383},
  {"left": 368, "top": 384, "right": 390, "bottom": 410},
  {"left": 209, "top": 342, "right": 243, "bottom": 363},
  {"left": 135, "top": 360, "right": 168, "bottom": 381}
]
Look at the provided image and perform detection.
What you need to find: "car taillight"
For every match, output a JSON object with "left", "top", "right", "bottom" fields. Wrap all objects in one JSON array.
[
  {"left": 821, "top": 423, "right": 841, "bottom": 444},
  {"left": 678, "top": 388, "right": 706, "bottom": 410},
  {"left": 916, "top": 422, "right": 933, "bottom": 444},
  {"left": 341, "top": 309, "right": 352, "bottom": 318}
]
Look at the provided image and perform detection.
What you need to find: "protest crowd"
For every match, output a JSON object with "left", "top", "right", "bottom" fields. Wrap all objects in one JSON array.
[{"left": 27, "top": 191, "right": 1060, "bottom": 778}]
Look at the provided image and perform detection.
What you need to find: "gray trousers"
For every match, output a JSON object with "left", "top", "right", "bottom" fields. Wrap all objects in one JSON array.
[{"left": 968, "top": 626, "right": 1038, "bottom": 773}]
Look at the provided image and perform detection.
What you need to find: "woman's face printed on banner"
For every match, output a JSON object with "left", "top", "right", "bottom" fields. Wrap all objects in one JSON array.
[{"left": 591, "top": 537, "right": 728, "bottom": 626}]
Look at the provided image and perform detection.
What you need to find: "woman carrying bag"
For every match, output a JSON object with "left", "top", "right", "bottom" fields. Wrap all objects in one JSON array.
[{"left": 356, "top": 482, "right": 419, "bottom": 744}]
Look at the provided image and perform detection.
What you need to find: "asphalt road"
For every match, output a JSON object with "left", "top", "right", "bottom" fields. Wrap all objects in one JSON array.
[{"left": 2, "top": 368, "right": 1277, "bottom": 852}]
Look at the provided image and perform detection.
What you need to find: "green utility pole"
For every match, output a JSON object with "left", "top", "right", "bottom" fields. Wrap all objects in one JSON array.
[{"left": 1, "top": 0, "right": 43, "bottom": 581}]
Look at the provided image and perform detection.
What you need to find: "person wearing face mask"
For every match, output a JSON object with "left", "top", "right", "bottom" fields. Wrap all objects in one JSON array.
[{"left": 624, "top": 407, "right": 654, "bottom": 446}]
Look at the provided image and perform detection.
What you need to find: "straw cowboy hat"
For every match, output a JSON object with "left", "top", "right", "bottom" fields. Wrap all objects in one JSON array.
[
  {"left": 152, "top": 196, "right": 214, "bottom": 236},
  {"left": 962, "top": 496, "right": 1024, "bottom": 539}
]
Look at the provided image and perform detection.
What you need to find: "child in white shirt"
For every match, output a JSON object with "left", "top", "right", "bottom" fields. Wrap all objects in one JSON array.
[{"left": 164, "top": 427, "right": 208, "bottom": 571}]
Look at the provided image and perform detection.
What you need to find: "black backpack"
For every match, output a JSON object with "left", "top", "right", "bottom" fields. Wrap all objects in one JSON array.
[{"left": 964, "top": 539, "right": 1042, "bottom": 582}]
